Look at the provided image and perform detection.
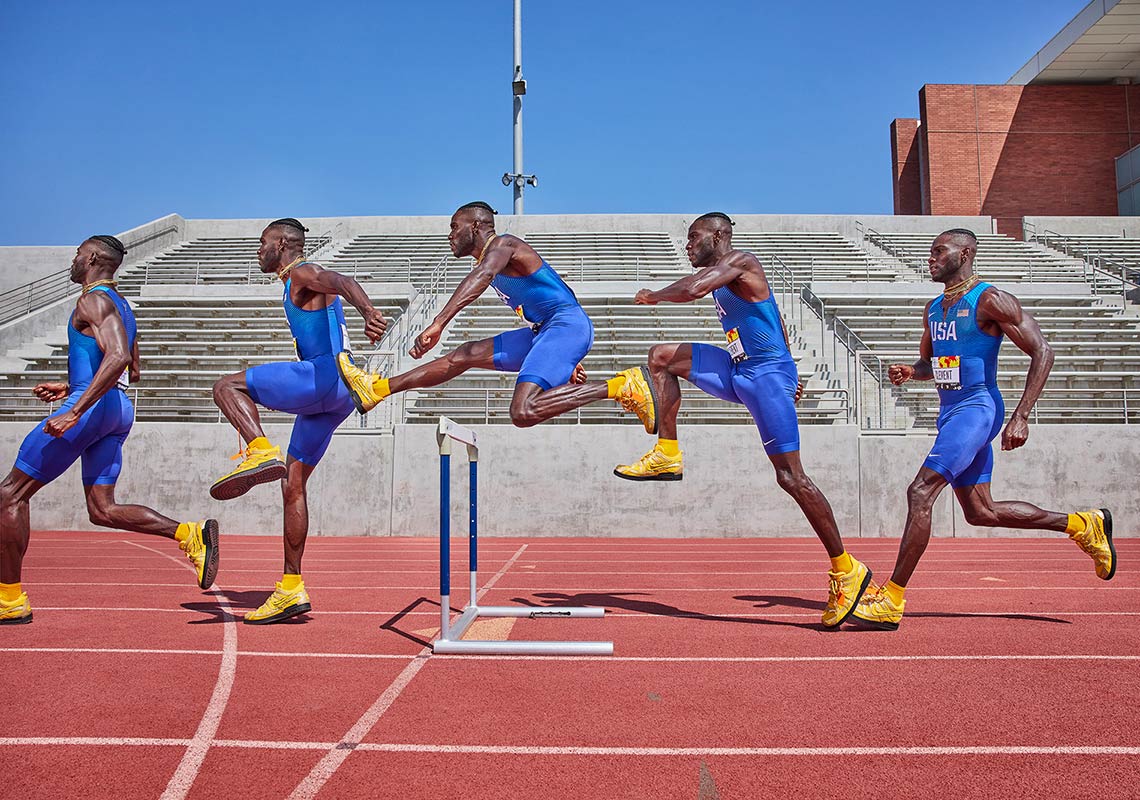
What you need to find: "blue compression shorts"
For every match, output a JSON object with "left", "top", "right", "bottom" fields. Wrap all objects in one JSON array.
[
  {"left": 688, "top": 343, "right": 800, "bottom": 456},
  {"left": 245, "top": 354, "right": 355, "bottom": 466},
  {"left": 492, "top": 305, "right": 594, "bottom": 390},
  {"left": 14, "top": 389, "right": 134, "bottom": 486},
  {"left": 922, "top": 389, "right": 1004, "bottom": 488}
]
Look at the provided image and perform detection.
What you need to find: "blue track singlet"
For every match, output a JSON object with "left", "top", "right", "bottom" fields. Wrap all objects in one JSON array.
[
  {"left": 14, "top": 285, "right": 136, "bottom": 485},
  {"left": 922, "top": 281, "right": 1006, "bottom": 488},
  {"left": 688, "top": 279, "right": 800, "bottom": 455},
  {"left": 244, "top": 270, "right": 356, "bottom": 466},
  {"left": 490, "top": 261, "right": 594, "bottom": 390}
]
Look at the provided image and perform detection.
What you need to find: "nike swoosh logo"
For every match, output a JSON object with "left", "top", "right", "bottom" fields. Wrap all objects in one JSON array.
[{"left": 762, "top": 437, "right": 777, "bottom": 446}]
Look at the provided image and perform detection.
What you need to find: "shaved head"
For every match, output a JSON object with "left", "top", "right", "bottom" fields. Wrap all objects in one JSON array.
[
  {"left": 940, "top": 228, "right": 978, "bottom": 249},
  {"left": 693, "top": 212, "right": 735, "bottom": 237},
  {"left": 84, "top": 235, "right": 127, "bottom": 267},
  {"left": 455, "top": 201, "right": 497, "bottom": 226}
]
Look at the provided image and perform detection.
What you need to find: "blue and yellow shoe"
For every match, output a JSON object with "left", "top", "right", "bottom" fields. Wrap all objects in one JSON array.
[
  {"left": 336, "top": 351, "right": 387, "bottom": 414},
  {"left": 243, "top": 581, "right": 312, "bottom": 625},
  {"left": 849, "top": 581, "right": 904, "bottom": 631},
  {"left": 821, "top": 557, "right": 872, "bottom": 627},
  {"left": 0, "top": 592, "right": 32, "bottom": 625},
  {"left": 179, "top": 519, "right": 220, "bottom": 590},
  {"left": 1070, "top": 508, "right": 1115, "bottom": 580},
  {"left": 210, "top": 439, "right": 286, "bottom": 501}
]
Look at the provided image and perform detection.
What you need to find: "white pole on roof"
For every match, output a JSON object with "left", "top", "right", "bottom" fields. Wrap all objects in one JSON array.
[{"left": 503, "top": 0, "right": 537, "bottom": 213}]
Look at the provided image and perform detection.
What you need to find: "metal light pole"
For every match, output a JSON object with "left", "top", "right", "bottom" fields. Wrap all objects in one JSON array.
[{"left": 502, "top": 0, "right": 536, "bottom": 213}]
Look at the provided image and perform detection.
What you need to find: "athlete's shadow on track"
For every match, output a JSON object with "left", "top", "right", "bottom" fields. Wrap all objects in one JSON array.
[
  {"left": 512, "top": 592, "right": 823, "bottom": 631},
  {"left": 735, "top": 594, "right": 1070, "bottom": 627},
  {"left": 179, "top": 590, "right": 313, "bottom": 625}
]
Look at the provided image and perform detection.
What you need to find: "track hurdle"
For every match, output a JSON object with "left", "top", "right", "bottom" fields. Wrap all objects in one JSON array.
[{"left": 432, "top": 417, "right": 613, "bottom": 656}]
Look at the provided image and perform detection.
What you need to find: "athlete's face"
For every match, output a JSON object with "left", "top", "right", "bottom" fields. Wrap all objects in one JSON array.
[
  {"left": 448, "top": 212, "right": 477, "bottom": 258},
  {"left": 70, "top": 242, "right": 97, "bottom": 284},
  {"left": 685, "top": 223, "right": 719, "bottom": 268},
  {"left": 928, "top": 234, "right": 970, "bottom": 283},
  {"left": 257, "top": 228, "right": 284, "bottom": 273}
]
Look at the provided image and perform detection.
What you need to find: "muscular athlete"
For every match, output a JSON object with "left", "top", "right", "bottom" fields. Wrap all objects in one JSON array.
[
  {"left": 614, "top": 212, "right": 871, "bottom": 627},
  {"left": 210, "top": 218, "right": 386, "bottom": 624},
  {"left": 336, "top": 201, "right": 656, "bottom": 430},
  {"left": 851, "top": 229, "right": 1114, "bottom": 630},
  {"left": 1, "top": 235, "right": 218, "bottom": 624}
]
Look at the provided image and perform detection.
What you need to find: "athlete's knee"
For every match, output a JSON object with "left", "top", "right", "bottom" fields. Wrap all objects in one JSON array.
[
  {"left": 906, "top": 475, "right": 942, "bottom": 510},
  {"left": 648, "top": 344, "right": 672, "bottom": 371},
  {"left": 212, "top": 372, "right": 244, "bottom": 402},
  {"left": 0, "top": 476, "right": 31, "bottom": 511},
  {"left": 509, "top": 400, "right": 542, "bottom": 428},
  {"left": 774, "top": 465, "right": 813, "bottom": 497},
  {"left": 961, "top": 503, "right": 998, "bottom": 527},
  {"left": 448, "top": 342, "right": 481, "bottom": 370},
  {"left": 86, "top": 495, "right": 117, "bottom": 528}
]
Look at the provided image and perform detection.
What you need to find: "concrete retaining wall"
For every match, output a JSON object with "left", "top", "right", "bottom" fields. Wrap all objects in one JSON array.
[{"left": 0, "top": 422, "right": 1132, "bottom": 539}]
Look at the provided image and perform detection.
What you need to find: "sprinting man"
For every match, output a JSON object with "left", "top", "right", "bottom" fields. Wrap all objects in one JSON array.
[
  {"left": 613, "top": 212, "right": 870, "bottom": 627},
  {"left": 210, "top": 218, "right": 386, "bottom": 624},
  {"left": 851, "top": 229, "right": 1114, "bottom": 630},
  {"left": 336, "top": 201, "right": 656, "bottom": 430},
  {"left": 0, "top": 236, "right": 218, "bottom": 624}
]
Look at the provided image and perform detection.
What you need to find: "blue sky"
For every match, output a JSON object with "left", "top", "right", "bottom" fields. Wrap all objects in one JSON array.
[{"left": 0, "top": 0, "right": 1084, "bottom": 245}]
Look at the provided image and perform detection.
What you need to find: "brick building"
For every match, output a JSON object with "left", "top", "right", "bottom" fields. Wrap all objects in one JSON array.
[{"left": 891, "top": 0, "right": 1140, "bottom": 237}]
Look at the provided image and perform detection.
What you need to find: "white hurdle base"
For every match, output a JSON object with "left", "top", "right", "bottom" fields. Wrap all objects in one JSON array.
[
  {"left": 432, "top": 417, "right": 613, "bottom": 657},
  {"left": 433, "top": 600, "right": 614, "bottom": 656}
]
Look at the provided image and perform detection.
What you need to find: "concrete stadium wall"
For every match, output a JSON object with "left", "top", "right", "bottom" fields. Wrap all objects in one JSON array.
[
  {"left": 1024, "top": 216, "right": 1140, "bottom": 238},
  {"left": 182, "top": 214, "right": 993, "bottom": 243},
  {"left": 1, "top": 422, "right": 1133, "bottom": 541}
]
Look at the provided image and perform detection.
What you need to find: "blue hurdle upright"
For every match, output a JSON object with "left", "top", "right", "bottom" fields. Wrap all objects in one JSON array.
[{"left": 432, "top": 417, "right": 613, "bottom": 656}]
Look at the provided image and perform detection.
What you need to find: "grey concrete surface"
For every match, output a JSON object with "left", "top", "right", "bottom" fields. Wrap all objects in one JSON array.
[{"left": 1, "top": 422, "right": 1132, "bottom": 541}]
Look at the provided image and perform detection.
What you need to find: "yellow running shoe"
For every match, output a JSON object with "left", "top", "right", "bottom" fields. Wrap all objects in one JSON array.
[
  {"left": 210, "top": 441, "right": 286, "bottom": 501},
  {"left": 243, "top": 581, "right": 312, "bottom": 625},
  {"left": 337, "top": 351, "right": 386, "bottom": 414},
  {"left": 850, "top": 581, "right": 904, "bottom": 631},
  {"left": 821, "top": 556, "right": 872, "bottom": 627},
  {"left": 0, "top": 592, "right": 32, "bottom": 625},
  {"left": 1070, "top": 508, "right": 1116, "bottom": 580},
  {"left": 614, "top": 444, "right": 683, "bottom": 482},
  {"left": 179, "top": 519, "right": 220, "bottom": 590},
  {"left": 616, "top": 366, "right": 658, "bottom": 434}
]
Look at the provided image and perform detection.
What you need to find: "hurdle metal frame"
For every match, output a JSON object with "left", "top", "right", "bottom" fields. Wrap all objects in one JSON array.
[{"left": 433, "top": 417, "right": 613, "bottom": 656}]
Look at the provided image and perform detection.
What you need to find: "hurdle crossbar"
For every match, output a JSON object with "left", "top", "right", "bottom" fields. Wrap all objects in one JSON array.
[{"left": 433, "top": 417, "right": 613, "bottom": 656}]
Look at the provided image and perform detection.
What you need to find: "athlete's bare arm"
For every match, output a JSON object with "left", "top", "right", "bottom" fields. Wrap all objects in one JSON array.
[
  {"left": 411, "top": 238, "right": 515, "bottom": 358},
  {"left": 129, "top": 339, "right": 141, "bottom": 384},
  {"left": 44, "top": 293, "right": 131, "bottom": 437},
  {"left": 634, "top": 251, "right": 753, "bottom": 305},
  {"left": 289, "top": 263, "right": 387, "bottom": 344},
  {"left": 889, "top": 300, "right": 935, "bottom": 385},
  {"left": 978, "top": 288, "right": 1054, "bottom": 450}
]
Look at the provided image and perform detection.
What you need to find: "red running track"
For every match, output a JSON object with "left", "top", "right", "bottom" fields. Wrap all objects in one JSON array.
[{"left": 2, "top": 531, "right": 1138, "bottom": 799}]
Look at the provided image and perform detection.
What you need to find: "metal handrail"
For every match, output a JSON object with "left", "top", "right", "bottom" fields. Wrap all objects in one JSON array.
[{"left": 1034, "top": 228, "right": 1137, "bottom": 306}]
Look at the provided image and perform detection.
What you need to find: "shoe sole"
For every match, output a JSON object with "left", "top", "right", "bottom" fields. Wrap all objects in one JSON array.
[
  {"left": 243, "top": 602, "right": 312, "bottom": 626},
  {"left": 0, "top": 612, "right": 32, "bottom": 625},
  {"left": 210, "top": 460, "right": 287, "bottom": 501},
  {"left": 336, "top": 353, "right": 373, "bottom": 415},
  {"left": 200, "top": 519, "right": 220, "bottom": 591},
  {"left": 637, "top": 365, "right": 660, "bottom": 436},
  {"left": 822, "top": 566, "right": 874, "bottom": 628},
  {"left": 612, "top": 468, "right": 683, "bottom": 482},
  {"left": 1101, "top": 507, "right": 1116, "bottom": 581}
]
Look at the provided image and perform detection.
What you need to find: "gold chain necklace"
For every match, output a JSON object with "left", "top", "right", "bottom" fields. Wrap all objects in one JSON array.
[
  {"left": 277, "top": 255, "right": 304, "bottom": 281},
  {"left": 942, "top": 273, "right": 979, "bottom": 305},
  {"left": 82, "top": 279, "right": 118, "bottom": 294},
  {"left": 474, "top": 234, "right": 498, "bottom": 265}
]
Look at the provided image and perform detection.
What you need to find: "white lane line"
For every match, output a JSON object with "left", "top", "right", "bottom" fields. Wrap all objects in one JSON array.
[
  {"left": 122, "top": 541, "right": 239, "bottom": 800},
  {"left": 3, "top": 737, "right": 1138, "bottom": 758},
  {"left": 285, "top": 544, "right": 531, "bottom": 800}
]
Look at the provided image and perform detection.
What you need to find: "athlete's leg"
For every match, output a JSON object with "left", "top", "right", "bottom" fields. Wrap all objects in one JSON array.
[
  {"left": 0, "top": 469, "right": 46, "bottom": 585},
  {"left": 508, "top": 380, "right": 610, "bottom": 427},
  {"left": 768, "top": 451, "right": 844, "bottom": 558},
  {"left": 281, "top": 456, "right": 316, "bottom": 575},
  {"left": 83, "top": 484, "right": 179, "bottom": 537},
  {"left": 389, "top": 337, "right": 497, "bottom": 394},
  {"left": 954, "top": 482, "right": 1067, "bottom": 532},
  {"left": 647, "top": 342, "right": 692, "bottom": 441},
  {"left": 213, "top": 370, "right": 265, "bottom": 443},
  {"left": 891, "top": 466, "right": 951, "bottom": 586}
]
